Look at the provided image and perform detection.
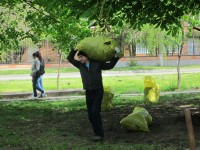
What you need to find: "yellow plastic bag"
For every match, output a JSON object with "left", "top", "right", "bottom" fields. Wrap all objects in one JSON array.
[
  {"left": 120, "top": 107, "right": 152, "bottom": 132},
  {"left": 76, "top": 36, "right": 124, "bottom": 62},
  {"left": 101, "top": 86, "right": 114, "bottom": 112},
  {"left": 144, "top": 76, "right": 160, "bottom": 103}
]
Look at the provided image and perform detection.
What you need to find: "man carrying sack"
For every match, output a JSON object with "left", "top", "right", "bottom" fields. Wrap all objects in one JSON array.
[{"left": 67, "top": 40, "right": 121, "bottom": 142}]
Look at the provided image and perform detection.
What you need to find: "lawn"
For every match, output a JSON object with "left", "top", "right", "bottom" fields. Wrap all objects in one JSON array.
[
  {"left": 1, "top": 65, "right": 200, "bottom": 75},
  {"left": 0, "top": 93, "right": 200, "bottom": 150},
  {"left": 1, "top": 66, "right": 200, "bottom": 149},
  {"left": 1, "top": 73, "right": 200, "bottom": 94}
]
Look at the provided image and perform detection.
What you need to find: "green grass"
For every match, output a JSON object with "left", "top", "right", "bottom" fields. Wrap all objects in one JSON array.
[
  {"left": 1, "top": 65, "right": 200, "bottom": 149},
  {"left": 113, "top": 65, "right": 200, "bottom": 71},
  {"left": 0, "top": 93, "right": 200, "bottom": 149},
  {"left": 1, "top": 73, "right": 200, "bottom": 93},
  {"left": 1, "top": 65, "right": 200, "bottom": 75},
  {"left": 0, "top": 67, "right": 79, "bottom": 75}
]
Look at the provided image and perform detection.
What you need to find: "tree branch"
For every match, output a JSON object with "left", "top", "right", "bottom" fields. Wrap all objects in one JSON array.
[
  {"left": 193, "top": 26, "right": 200, "bottom": 31},
  {"left": 24, "top": 0, "right": 60, "bottom": 23}
]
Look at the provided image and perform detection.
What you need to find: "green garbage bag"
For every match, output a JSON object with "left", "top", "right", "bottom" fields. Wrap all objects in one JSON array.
[
  {"left": 144, "top": 76, "right": 160, "bottom": 103},
  {"left": 101, "top": 86, "right": 114, "bottom": 112},
  {"left": 120, "top": 107, "right": 152, "bottom": 132},
  {"left": 76, "top": 36, "right": 124, "bottom": 62}
]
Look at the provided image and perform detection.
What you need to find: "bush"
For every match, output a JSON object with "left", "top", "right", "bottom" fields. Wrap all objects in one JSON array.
[{"left": 127, "top": 59, "right": 138, "bottom": 66}]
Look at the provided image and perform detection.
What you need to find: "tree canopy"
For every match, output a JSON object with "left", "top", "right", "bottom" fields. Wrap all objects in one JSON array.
[
  {"left": 0, "top": 0, "right": 91, "bottom": 51},
  {"left": 0, "top": 0, "right": 199, "bottom": 52},
  {"left": 66, "top": 0, "right": 199, "bottom": 33}
]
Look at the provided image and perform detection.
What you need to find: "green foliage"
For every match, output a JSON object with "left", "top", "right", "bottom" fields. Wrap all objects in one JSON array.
[
  {"left": 0, "top": 4, "right": 35, "bottom": 50},
  {"left": 0, "top": 1, "right": 92, "bottom": 52},
  {"left": 184, "top": 13, "right": 200, "bottom": 35},
  {"left": 0, "top": 0, "right": 199, "bottom": 57},
  {"left": 127, "top": 59, "right": 138, "bottom": 67},
  {"left": 139, "top": 24, "right": 183, "bottom": 56},
  {"left": 66, "top": 0, "right": 200, "bottom": 34}
]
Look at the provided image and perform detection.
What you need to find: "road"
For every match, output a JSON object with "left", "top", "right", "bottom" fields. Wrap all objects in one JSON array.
[{"left": 0, "top": 68, "right": 200, "bottom": 80}]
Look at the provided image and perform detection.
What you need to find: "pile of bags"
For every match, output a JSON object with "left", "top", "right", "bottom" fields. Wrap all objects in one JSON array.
[
  {"left": 120, "top": 107, "right": 152, "bottom": 132},
  {"left": 76, "top": 36, "right": 124, "bottom": 62}
]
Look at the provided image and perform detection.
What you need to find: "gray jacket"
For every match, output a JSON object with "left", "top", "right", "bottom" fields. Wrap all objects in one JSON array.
[{"left": 31, "top": 58, "right": 40, "bottom": 77}]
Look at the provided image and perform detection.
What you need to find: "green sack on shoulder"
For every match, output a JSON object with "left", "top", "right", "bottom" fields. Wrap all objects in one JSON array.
[{"left": 76, "top": 36, "right": 124, "bottom": 62}]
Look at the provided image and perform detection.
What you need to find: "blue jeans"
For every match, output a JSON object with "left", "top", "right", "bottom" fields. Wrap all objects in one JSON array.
[
  {"left": 36, "top": 76, "right": 44, "bottom": 91},
  {"left": 32, "top": 76, "right": 44, "bottom": 97}
]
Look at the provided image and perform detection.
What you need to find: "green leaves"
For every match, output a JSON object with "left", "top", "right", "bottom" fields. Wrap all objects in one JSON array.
[
  {"left": 0, "top": 0, "right": 92, "bottom": 52},
  {"left": 0, "top": 0, "right": 199, "bottom": 53},
  {"left": 65, "top": 0, "right": 200, "bottom": 34}
]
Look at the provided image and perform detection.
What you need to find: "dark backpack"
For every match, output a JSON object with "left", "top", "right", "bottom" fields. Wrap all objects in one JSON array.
[{"left": 37, "top": 59, "right": 45, "bottom": 76}]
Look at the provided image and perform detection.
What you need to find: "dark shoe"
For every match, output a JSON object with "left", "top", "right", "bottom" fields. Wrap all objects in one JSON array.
[{"left": 92, "top": 136, "right": 103, "bottom": 142}]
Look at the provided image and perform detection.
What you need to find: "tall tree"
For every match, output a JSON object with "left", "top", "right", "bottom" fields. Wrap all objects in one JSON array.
[{"left": 0, "top": 1, "right": 92, "bottom": 89}]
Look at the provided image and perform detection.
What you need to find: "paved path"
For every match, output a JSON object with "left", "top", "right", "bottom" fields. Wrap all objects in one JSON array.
[
  {"left": 0, "top": 95, "right": 85, "bottom": 102},
  {"left": 1, "top": 89, "right": 200, "bottom": 102},
  {"left": 1, "top": 68, "right": 200, "bottom": 80}
]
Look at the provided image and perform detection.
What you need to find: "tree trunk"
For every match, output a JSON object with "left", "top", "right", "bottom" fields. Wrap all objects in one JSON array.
[
  {"left": 172, "top": 46, "right": 175, "bottom": 56},
  {"left": 177, "top": 24, "right": 185, "bottom": 90},
  {"left": 11, "top": 50, "right": 14, "bottom": 64},
  {"left": 192, "top": 28, "right": 195, "bottom": 55},
  {"left": 159, "top": 53, "right": 163, "bottom": 66},
  {"left": 132, "top": 43, "right": 136, "bottom": 56},
  {"left": 120, "top": 31, "right": 125, "bottom": 53},
  {"left": 155, "top": 47, "right": 158, "bottom": 56},
  {"left": 128, "top": 45, "right": 132, "bottom": 56},
  {"left": 57, "top": 52, "right": 62, "bottom": 90}
]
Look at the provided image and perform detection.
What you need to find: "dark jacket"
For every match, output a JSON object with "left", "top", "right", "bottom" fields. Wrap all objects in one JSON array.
[{"left": 67, "top": 49, "right": 119, "bottom": 90}]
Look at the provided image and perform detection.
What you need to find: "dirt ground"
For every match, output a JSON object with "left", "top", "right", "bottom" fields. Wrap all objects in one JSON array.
[
  {"left": 69, "top": 99, "right": 200, "bottom": 150},
  {"left": 2, "top": 98, "right": 199, "bottom": 150}
]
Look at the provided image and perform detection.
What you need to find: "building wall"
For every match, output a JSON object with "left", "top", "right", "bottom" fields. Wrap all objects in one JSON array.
[
  {"left": 39, "top": 41, "right": 59, "bottom": 63},
  {"left": 20, "top": 41, "right": 60, "bottom": 64}
]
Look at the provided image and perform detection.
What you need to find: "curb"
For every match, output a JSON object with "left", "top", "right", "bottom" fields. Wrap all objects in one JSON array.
[
  {"left": 120, "top": 90, "right": 200, "bottom": 97},
  {"left": 0, "top": 89, "right": 84, "bottom": 99},
  {"left": 0, "top": 95, "right": 85, "bottom": 102},
  {"left": 1, "top": 89, "right": 200, "bottom": 102}
]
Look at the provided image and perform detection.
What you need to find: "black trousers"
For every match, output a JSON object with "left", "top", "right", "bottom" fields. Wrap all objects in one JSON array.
[{"left": 86, "top": 88, "right": 104, "bottom": 137}]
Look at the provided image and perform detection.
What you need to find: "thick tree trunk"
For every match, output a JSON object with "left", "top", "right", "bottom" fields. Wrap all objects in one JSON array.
[
  {"left": 177, "top": 24, "right": 184, "bottom": 90},
  {"left": 57, "top": 52, "right": 62, "bottom": 90}
]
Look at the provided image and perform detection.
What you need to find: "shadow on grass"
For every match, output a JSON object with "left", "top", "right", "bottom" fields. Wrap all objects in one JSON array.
[{"left": 0, "top": 93, "right": 200, "bottom": 150}]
